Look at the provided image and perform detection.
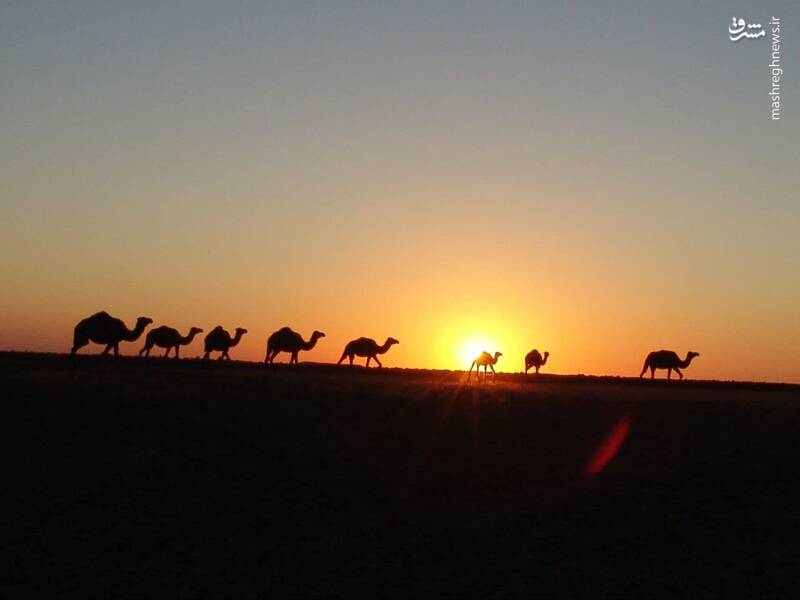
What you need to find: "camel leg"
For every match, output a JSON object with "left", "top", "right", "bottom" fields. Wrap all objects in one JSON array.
[
  {"left": 114, "top": 344, "right": 120, "bottom": 357},
  {"left": 203, "top": 351, "right": 210, "bottom": 361},
  {"left": 102, "top": 344, "right": 112, "bottom": 356},
  {"left": 374, "top": 356, "right": 383, "bottom": 368},
  {"left": 650, "top": 366, "right": 655, "bottom": 379},
  {"left": 667, "top": 368, "right": 672, "bottom": 380},
  {"left": 223, "top": 350, "right": 231, "bottom": 361},
  {"left": 164, "top": 347, "right": 171, "bottom": 358},
  {"left": 366, "top": 356, "right": 371, "bottom": 368},
  {"left": 292, "top": 352, "right": 298, "bottom": 365},
  {"left": 535, "top": 366, "right": 540, "bottom": 374},
  {"left": 675, "top": 367, "right": 683, "bottom": 380},
  {"left": 175, "top": 347, "right": 180, "bottom": 360},
  {"left": 71, "top": 334, "right": 89, "bottom": 357},
  {"left": 468, "top": 362, "right": 475, "bottom": 380},
  {"left": 490, "top": 365, "right": 496, "bottom": 381}
]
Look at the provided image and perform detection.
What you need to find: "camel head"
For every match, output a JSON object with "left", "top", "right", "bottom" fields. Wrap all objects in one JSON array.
[
  {"left": 543, "top": 351, "right": 550, "bottom": 360},
  {"left": 311, "top": 330, "right": 326, "bottom": 340},
  {"left": 136, "top": 317, "right": 154, "bottom": 329},
  {"left": 687, "top": 351, "right": 700, "bottom": 360},
  {"left": 494, "top": 352, "right": 503, "bottom": 360},
  {"left": 387, "top": 337, "right": 399, "bottom": 346},
  {"left": 235, "top": 327, "right": 248, "bottom": 336},
  {"left": 189, "top": 327, "right": 204, "bottom": 335}
]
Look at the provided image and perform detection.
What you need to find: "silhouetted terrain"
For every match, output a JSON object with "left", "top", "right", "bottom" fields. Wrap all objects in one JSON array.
[{"left": 2, "top": 352, "right": 799, "bottom": 597}]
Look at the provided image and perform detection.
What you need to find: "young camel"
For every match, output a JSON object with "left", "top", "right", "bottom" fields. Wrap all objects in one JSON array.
[
  {"left": 337, "top": 337, "right": 399, "bottom": 367},
  {"left": 71, "top": 311, "right": 153, "bottom": 357},
  {"left": 203, "top": 326, "right": 247, "bottom": 361},
  {"left": 140, "top": 326, "right": 203, "bottom": 359},
  {"left": 525, "top": 349, "right": 550, "bottom": 374},
  {"left": 265, "top": 327, "right": 326, "bottom": 364},
  {"left": 640, "top": 350, "right": 700, "bottom": 380},
  {"left": 468, "top": 351, "right": 502, "bottom": 381}
]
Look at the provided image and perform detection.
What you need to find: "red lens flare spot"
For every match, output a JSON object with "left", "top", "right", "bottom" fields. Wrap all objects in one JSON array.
[{"left": 584, "top": 416, "right": 631, "bottom": 477}]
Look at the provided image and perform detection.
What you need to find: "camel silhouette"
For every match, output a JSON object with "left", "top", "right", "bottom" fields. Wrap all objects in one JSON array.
[
  {"left": 337, "top": 337, "right": 399, "bottom": 367},
  {"left": 203, "top": 326, "right": 247, "bottom": 361},
  {"left": 525, "top": 349, "right": 550, "bottom": 374},
  {"left": 71, "top": 311, "right": 153, "bottom": 357},
  {"left": 139, "top": 326, "right": 203, "bottom": 359},
  {"left": 468, "top": 351, "right": 502, "bottom": 381},
  {"left": 640, "top": 350, "right": 700, "bottom": 380},
  {"left": 265, "top": 327, "right": 325, "bottom": 364}
]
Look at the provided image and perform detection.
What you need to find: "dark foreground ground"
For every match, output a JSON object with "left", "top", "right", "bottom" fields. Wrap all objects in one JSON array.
[{"left": 2, "top": 352, "right": 800, "bottom": 598}]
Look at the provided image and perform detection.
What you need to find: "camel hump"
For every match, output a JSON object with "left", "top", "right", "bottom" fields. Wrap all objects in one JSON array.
[
  {"left": 210, "top": 325, "right": 224, "bottom": 333},
  {"left": 276, "top": 326, "right": 294, "bottom": 335},
  {"left": 90, "top": 311, "right": 111, "bottom": 319}
]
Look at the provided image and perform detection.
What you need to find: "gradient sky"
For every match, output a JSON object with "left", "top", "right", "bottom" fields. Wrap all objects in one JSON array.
[{"left": 1, "top": 1, "right": 798, "bottom": 382}]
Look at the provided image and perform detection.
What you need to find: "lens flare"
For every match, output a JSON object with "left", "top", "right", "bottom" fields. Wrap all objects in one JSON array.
[{"left": 584, "top": 416, "right": 631, "bottom": 477}]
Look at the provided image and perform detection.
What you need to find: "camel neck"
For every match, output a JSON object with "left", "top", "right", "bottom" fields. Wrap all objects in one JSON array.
[{"left": 302, "top": 335, "right": 320, "bottom": 351}]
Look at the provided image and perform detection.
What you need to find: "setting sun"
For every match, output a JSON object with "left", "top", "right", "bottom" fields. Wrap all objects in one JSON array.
[{"left": 457, "top": 336, "right": 501, "bottom": 370}]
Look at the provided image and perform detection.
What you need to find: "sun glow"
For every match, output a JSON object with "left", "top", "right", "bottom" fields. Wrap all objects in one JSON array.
[{"left": 457, "top": 336, "right": 501, "bottom": 370}]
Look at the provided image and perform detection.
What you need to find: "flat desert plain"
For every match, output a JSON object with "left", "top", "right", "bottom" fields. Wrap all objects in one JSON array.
[{"left": 2, "top": 352, "right": 799, "bottom": 597}]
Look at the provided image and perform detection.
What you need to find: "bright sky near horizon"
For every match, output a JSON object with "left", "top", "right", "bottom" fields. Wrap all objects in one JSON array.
[{"left": 1, "top": 1, "right": 798, "bottom": 382}]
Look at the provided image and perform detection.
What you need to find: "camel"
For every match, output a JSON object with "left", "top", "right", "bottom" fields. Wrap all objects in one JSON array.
[
  {"left": 337, "top": 337, "right": 399, "bottom": 367},
  {"left": 640, "top": 350, "right": 700, "bottom": 380},
  {"left": 468, "top": 351, "right": 502, "bottom": 381},
  {"left": 71, "top": 311, "right": 153, "bottom": 357},
  {"left": 203, "top": 326, "right": 247, "bottom": 361},
  {"left": 525, "top": 349, "right": 550, "bottom": 374},
  {"left": 139, "top": 326, "right": 203, "bottom": 359},
  {"left": 265, "top": 327, "right": 325, "bottom": 364}
]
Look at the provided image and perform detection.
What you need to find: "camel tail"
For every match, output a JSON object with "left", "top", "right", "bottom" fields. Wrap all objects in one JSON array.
[
  {"left": 71, "top": 321, "right": 89, "bottom": 357},
  {"left": 639, "top": 356, "right": 650, "bottom": 378},
  {"left": 72, "top": 322, "right": 84, "bottom": 346},
  {"left": 337, "top": 349, "right": 348, "bottom": 365}
]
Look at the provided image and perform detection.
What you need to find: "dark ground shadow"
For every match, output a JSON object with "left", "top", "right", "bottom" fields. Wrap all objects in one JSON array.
[{"left": 2, "top": 353, "right": 799, "bottom": 597}]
